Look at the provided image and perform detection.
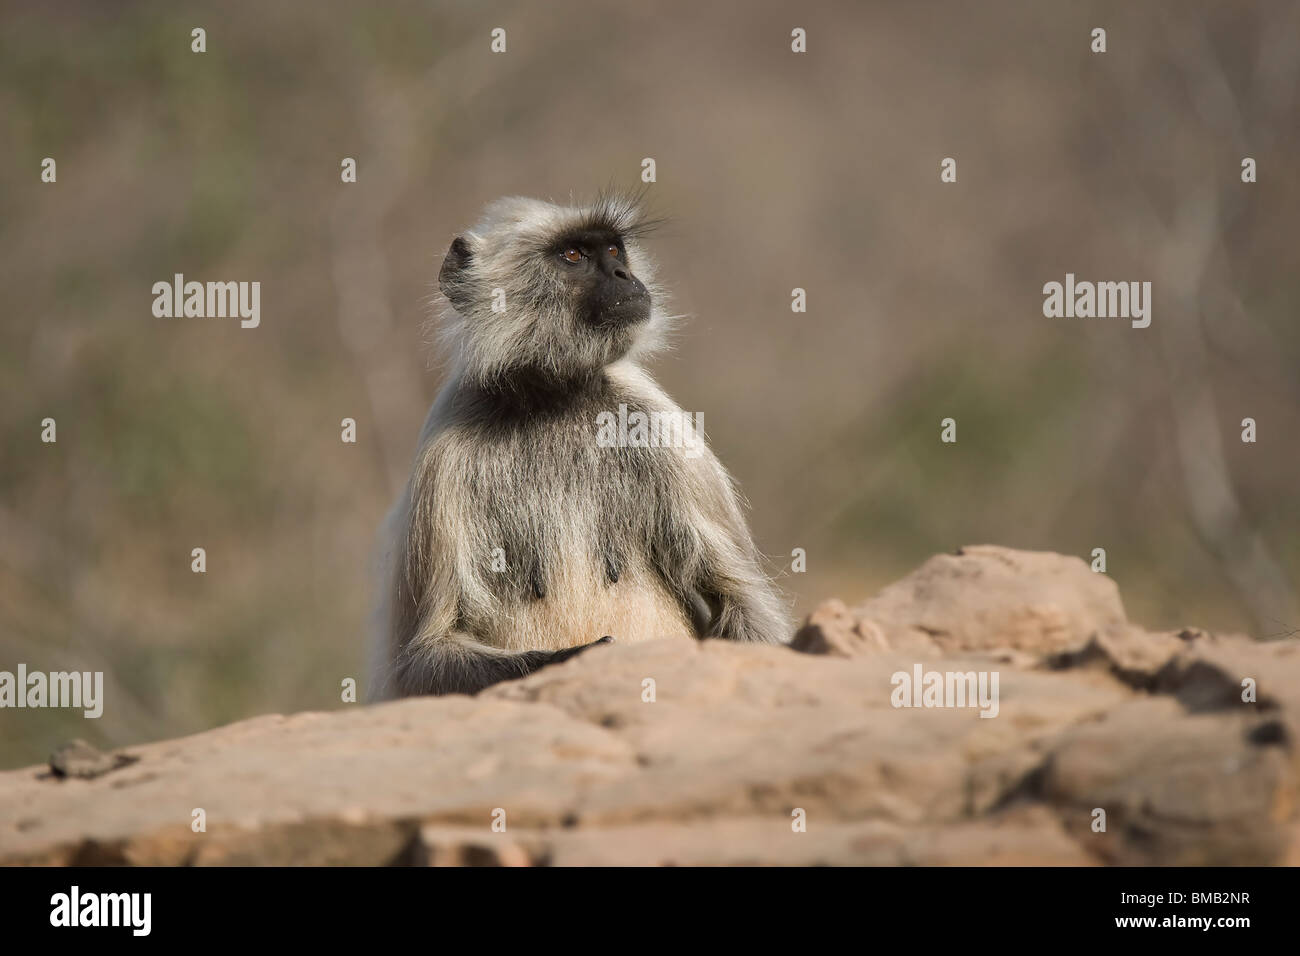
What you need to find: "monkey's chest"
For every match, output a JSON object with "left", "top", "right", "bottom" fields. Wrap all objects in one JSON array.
[
  {"left": 463, "top": 435, "right": 692, "bottom": 649},
  {"left": 469, "top": 440, "right": 657, "bottom": 570}
]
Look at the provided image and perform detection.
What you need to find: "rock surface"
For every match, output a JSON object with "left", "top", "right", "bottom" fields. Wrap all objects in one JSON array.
[{"left": 1, "top": 546, "right": 1296, "bottom": 865}]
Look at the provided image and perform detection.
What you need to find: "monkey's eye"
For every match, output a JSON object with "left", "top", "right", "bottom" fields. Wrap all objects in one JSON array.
[
  {"left": 607, "top": 245, "right": 619, "bottom": 257},
  {"left": 562, "top": 248, "right": 583, "bottom": 263}
]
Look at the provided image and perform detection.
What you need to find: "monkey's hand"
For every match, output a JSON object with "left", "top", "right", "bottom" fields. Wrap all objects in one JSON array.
[
  {"left": 396, "top": 635, "right": 615, "bottom": 697},
  {"left": 548, "top": 634, "right": 615, "bottom": 663},
  {"left": 686, "top": 587, "right": 721, "bottom": 638},
  {"left": 491, "top": 635, "right": 615, "bottom": 684},
  {"left": 686, "top": 582, "right": 788, "bottom": 645}
]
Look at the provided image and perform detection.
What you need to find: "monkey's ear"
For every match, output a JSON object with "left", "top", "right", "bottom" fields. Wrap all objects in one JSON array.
[{"left": 438, "top": 236, "right": 473, "bottom": 304}]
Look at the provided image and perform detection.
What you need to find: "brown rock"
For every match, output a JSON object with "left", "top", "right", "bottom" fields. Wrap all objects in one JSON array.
[
  {"left": 1034, "top": 698, "right": 1293, "bottom": 865},
  {"left": 790, "top": 599, "right": 895, "bottom": 656},
  {"left": 798, "top": 545, "right": 1129, "bottom": 658},
  {"left": 0, "top": 547, "right": 1294, "bottom": 866}
]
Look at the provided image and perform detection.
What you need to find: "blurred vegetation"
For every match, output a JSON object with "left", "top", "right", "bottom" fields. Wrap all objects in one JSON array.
[{"left": 1, "top": 0, "right": 1298, "bottom": 768}]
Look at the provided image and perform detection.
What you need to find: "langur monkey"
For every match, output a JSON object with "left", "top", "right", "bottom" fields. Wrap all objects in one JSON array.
[{"left": 372, "top": 193, "right": 788, "bottom": 697}]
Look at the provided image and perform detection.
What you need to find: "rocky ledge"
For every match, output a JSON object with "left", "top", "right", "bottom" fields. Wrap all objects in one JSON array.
[{"left": 2, "top": 546, "right": 1296, "bottom": 865}]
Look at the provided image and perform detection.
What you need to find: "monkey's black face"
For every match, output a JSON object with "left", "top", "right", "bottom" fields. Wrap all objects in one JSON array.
[{"left": 553, "top": 230, "right": 651, "bottom": 329}]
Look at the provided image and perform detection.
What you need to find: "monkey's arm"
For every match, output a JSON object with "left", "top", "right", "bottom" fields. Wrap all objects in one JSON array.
[
  {"left": 394, "top": 634, "right": 612, "bottom": 696},
  {"left": 668, "top": 461, "right": 791, "bottom": 646}
]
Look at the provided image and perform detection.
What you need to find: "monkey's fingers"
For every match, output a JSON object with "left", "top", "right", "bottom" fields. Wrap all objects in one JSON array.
[
  {"left": 548, "top": 635, "right": 615, "bottom": 664},
  {"left": 686, "top": 588, "right": 723, "bottom": 639}
]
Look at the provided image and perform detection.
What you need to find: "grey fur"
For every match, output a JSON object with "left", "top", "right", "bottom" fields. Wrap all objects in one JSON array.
[{"left": 370, "top": 193, "right": 789, "bottom": 699}]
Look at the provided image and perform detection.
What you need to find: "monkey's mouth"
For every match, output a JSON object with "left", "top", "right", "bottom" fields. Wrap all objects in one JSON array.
[{"left": 587, "top": 291, "right": 651, "bottom": 329}]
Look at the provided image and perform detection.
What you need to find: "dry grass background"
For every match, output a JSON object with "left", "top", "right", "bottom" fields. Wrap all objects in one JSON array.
[{"left": 1, "top": 0, "right": 1297, "bottom": 768}]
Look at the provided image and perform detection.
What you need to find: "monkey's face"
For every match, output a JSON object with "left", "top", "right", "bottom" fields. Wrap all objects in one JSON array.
[
  {"left": 437, "top": 195, "right": 666, "bottom": 386},
  {"left": 552, "top": 229, "right": 651, "bottom": 330}
]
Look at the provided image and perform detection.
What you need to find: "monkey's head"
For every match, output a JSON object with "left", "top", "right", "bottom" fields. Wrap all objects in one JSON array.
[{"left": 436, "top": 193, "right": 667, "bottom": 388}]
